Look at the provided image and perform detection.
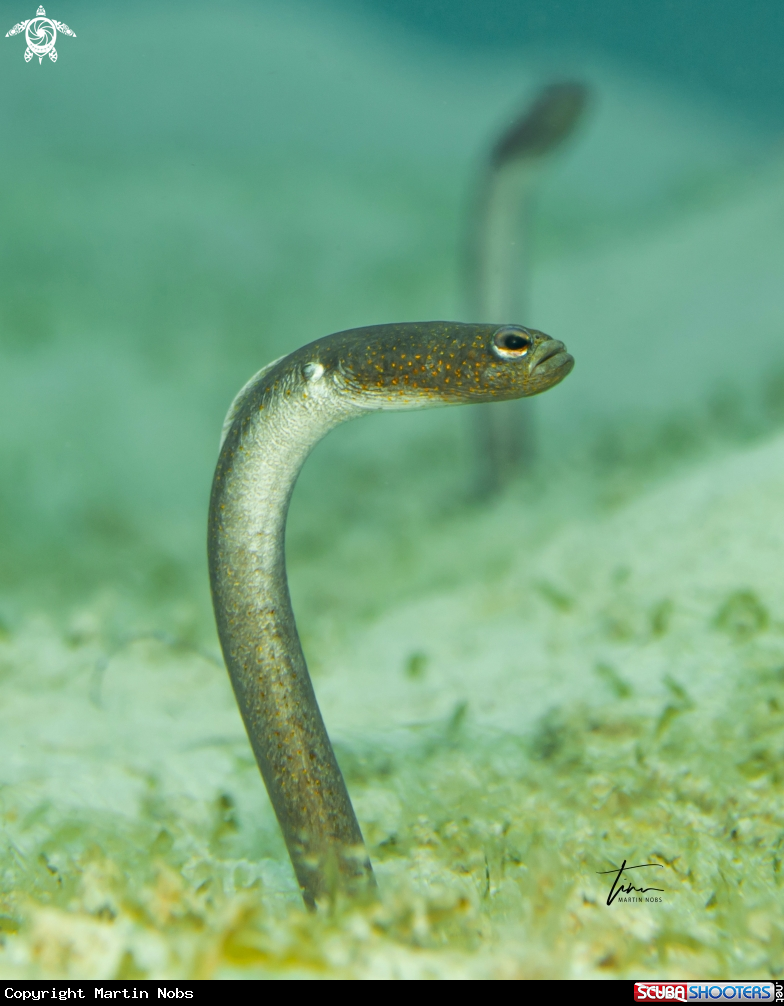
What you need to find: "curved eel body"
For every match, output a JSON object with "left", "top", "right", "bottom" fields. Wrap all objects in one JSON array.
[{"left": 208, "top": 321, "right": 573, "bottom": 907}]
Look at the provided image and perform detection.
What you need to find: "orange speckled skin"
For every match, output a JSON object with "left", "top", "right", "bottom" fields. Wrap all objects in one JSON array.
[
  {"left": 209, "top": 321, "right": 572, "bottom": 908},
  {"left": 320, "top": 321, "right": 571, "bottom": 405}
]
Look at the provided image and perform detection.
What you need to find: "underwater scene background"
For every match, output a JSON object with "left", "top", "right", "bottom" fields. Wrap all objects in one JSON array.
[{"left": 1, "top": 0, "right": 784, "bottom": 978}]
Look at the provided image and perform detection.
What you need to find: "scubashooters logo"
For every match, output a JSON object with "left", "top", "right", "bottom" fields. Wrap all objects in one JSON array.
[
  {"left": 5, "top": 6, "right": 76, "bottom": 63},
  {"left": 634, "top": 983, "right": 777, "bottom": 1001}
]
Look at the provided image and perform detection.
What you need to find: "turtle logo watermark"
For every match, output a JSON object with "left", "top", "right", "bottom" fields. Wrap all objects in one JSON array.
[{"left": 5, "top": 6, "right": 75, "bottom": 64}]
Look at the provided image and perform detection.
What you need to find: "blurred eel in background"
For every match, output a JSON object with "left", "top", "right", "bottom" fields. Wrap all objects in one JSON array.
[{"left": 466, "top": 81, "right": 589, "bottom": 496}]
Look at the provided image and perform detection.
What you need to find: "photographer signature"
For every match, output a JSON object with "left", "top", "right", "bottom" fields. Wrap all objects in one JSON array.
[{"left": 597, "top": 860, "right": 665, "bottom": 905}]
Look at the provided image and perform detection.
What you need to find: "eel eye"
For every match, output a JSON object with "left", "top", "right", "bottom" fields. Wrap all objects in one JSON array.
[{"left": 492, "top": 326, "right": 533, "bottom": 359}]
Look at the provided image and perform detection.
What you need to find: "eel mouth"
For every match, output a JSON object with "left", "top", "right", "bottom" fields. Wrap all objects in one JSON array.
[{"left": 530, "top": 339, "right": 573, "bottom": 380}]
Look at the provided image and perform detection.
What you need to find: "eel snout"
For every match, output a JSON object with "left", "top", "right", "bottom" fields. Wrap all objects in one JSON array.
[{"left": 530, "top": 338, "right": 573, "bottom": 379}]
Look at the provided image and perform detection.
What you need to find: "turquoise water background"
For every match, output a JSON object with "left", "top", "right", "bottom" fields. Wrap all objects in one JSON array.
[
  {"left": 0, "top": 0, "right": 779, "bottom": 613},
  {"left": 1, "top": 1, "right": 784, "bottom": 978}
]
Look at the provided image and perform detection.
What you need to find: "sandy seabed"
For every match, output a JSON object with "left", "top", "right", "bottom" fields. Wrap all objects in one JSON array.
[
  {"left": 0, "top": 0, "right": 783, "bottom": 981},
  {"left": 0, "top": 431, "right": 783, "bottom": 979}
]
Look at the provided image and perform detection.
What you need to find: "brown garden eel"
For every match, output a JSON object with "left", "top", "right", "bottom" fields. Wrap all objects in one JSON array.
[
  {"left": 208, "top": 321, "right": 573, "bottom": 907},
  {"left": 467, "top": 82, "right": 588, "bottom": 495}
]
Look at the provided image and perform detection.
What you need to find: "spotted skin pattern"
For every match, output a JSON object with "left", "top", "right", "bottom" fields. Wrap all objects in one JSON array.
[
  {"left": 313, "top": 321, "right": 567, "bottom": 405},
  {"left": 209, "top": 322, "right": 573, "bottom": 907}
]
